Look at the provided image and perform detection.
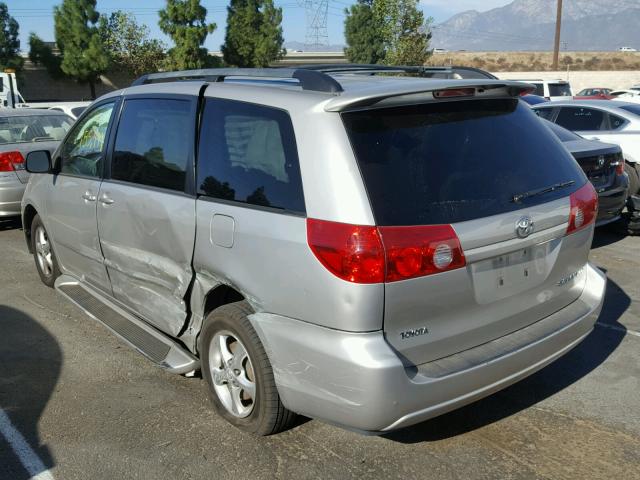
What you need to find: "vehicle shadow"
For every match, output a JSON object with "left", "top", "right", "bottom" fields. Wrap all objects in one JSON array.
[
  {"left": 592, "top": 219, "right": 631, "bottom": 248},
  {"left": 0, "top": 306, "right": 61, "bottom": 479},
  {"left": 0, "top": 217, "right": 22, "bottom": 232},
  {"left": 384, "top": 276, "right": 628, "bottom": 444}
]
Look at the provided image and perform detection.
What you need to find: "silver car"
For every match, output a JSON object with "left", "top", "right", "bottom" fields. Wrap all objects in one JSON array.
[
  {"left": 0, "top": 109, "right": 73, "bottom": 217},
  {"left": 21, "top": 68, "right": 606, "bottom": 435},
  {"left": 533, "top": 100, "right": 640, "bottom": 195}
]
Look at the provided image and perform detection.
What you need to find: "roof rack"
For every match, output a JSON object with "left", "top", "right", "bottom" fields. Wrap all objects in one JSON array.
[
  {"left": 131, "top": 68, "right": 343, "bottom": 93},
  {"left": 297, "top": 64, "right": 452, "bottom": 75},
  {"left": 296, "top": 64, "right": 497, "bottom": 80}
]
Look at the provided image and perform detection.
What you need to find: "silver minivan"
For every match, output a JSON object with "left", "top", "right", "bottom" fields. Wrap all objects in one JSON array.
[{"left": 21, "top": 67, "right": 606, "bottom": 435}]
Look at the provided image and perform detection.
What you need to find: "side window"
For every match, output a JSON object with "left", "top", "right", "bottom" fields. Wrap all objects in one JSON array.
[
  {"left": 111, "top": 98, "right": 192, "bottom": 192},
  {"left": 533, "top": 83, "right": 544, "bottom": 96},
  {"left": 608, "top": 114, "right": 626, "bottom": 130},
  {"left": 555, "top": 107, "right": 605, "bottom": 131},
  {"left": 60, "top": 102, "right": 115, "bottom": 177},
  {"left": 197, "top": 98, "right": 305, "bottom": 213},
  {"left": 534, "top": 108, "right": 555, "bottom": 120}
]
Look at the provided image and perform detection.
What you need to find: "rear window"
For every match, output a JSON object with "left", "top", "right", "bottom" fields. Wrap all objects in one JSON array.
[
  {"left": 0, "top": 114, "right": 73, "bottom": 145},
  {"left": 543, "top": 119, "right": 581, "bottom": 142},
  {"left": 618, "top": 105, "right": 640, "bottom": 116},
  {"left": 548, "top": 83, "right": 572, "bottom": 97},
  {"left": 342, "top": 99, "right": 585, "bottom": 226}
]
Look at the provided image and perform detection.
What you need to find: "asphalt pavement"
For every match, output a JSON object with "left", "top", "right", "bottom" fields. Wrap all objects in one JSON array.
[{"left": 1, "top": 217, "right": 639, "bottom": 480}]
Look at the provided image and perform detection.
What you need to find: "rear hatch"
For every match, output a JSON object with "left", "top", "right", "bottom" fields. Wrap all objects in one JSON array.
[
  {"left": 565, "top": 139, "right": 621, "bottom": 191},
  {"left": 343, "top": 98, "right": 591, "bottom": 366}
]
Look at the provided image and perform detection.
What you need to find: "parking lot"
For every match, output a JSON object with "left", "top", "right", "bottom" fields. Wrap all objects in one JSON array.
[{"left": 0, "top": 218, "right": 639, "bottom": 480}]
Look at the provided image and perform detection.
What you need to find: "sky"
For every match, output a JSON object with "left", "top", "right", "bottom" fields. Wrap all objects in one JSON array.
[{"left": 5, "top": 0, "right": 513, "bottom": 51}]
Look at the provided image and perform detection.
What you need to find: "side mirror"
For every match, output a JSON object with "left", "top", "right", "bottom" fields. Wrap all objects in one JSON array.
[{"left": 26, "top": 150, "right": 52, "bottom": 174}]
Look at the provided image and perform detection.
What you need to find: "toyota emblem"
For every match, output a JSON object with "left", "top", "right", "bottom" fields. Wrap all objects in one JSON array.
[{"left": 515, "top": 216, "right": 534, "bottom": 238}]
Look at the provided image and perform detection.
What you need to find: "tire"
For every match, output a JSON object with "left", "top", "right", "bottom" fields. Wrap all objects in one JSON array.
[
  {"left": 200, "top": 301, "right": 296, "bottom": 435},
  {"left": 625, "top": 161, "right": 640, "bottom": 196},
  {"left": 31, "top": 214, "right": 60, "bottom": 288}
]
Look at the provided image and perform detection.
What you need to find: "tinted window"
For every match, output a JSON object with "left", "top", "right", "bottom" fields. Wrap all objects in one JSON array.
[
  {"left": 618, "top": 105, "right": 640, "bottom": 116},
  {"left": 555, "top": 107, "right": 605, "bottom": 131},
  {"left": 60, "top": 102, "right": 114, "bottom": 177},
  {"left": 197, "top": 98, "right": 305, "bottom": 213},
  {"left": 548, "top": 83, "right": 572, "bottom": 97},
  {"left": 112, "top": 98, "right": 192, "bottom": 192},
  {"left": 534, "top": 107, "right": 555, "bottom": 120},
  {"left": 608, "top": 113, "right": 626, "bottom": 130},
  {"left": 0, "top": 114, "right": 73, "bottom": 145},
  {"left": 342, "top": 99, "right": 585, "bottom": 226},
  {"left": 532, "top": 83, "right": 544, "bottom": 96}
]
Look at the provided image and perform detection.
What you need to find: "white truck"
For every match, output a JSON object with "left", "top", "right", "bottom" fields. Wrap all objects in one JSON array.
[{"left": 0, "top": 71, "right": 25, "bottom": 108}]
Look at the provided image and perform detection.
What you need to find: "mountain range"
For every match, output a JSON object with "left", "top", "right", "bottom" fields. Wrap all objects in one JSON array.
[{"left": 431, "top": 0, "right": 640, "bottom": 51}]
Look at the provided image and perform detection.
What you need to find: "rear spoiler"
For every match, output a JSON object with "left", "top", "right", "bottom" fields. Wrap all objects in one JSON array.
[{"left": 323, "top": 80, "right": 535, "bottom": 112}]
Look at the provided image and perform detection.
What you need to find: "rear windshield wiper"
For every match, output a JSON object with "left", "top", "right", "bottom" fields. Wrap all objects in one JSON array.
[{"left": 511, "top": 180, "right": 575, "bottom": 203}]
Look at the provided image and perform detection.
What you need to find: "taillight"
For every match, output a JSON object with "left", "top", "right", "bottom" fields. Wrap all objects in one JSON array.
[
  {"left": 567, "top": 182, "right": 598, "bottom": 234},
  {"left": 0, "top": 151, "right": 25, "bottom": 172},
  {"left": 306, "top": 219, "right": 385, "bottom": 284},
  {"left": 379, "top": 225, "right": 466, "bottom": 282},
  {"left": 613, "top": 154, "right": 624, "bottom": 175},
  {"left": 307, "top": 219, "right": 466, "bottom": 284}
]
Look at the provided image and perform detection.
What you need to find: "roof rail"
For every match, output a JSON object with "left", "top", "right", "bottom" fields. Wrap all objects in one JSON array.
[
  {"left": 131, "top": 68, "right": 343, "bottom": 93},
  {"left": 297, "top": 64, "right": 452, "bottom": 75},
  {"left": 298, "top": 64, "right": 497, "bottom": 80}
]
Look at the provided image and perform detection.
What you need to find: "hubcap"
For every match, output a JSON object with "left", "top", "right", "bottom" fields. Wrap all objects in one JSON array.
[
  {"left": 35, "top": 226, "right": 53, "bottom": 277},
  {"left": 208, "top": 331, "right": 256, "bottom": 418}
]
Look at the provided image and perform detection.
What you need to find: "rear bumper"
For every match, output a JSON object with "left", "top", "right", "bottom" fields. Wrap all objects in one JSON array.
[
  {"left": 595, "top": 173, "right": 628, "bottom": 227},
  {"left": 0, "top": 181, "right": 25, "bottom": 217},
  {"left": 250, "top": 263, "right": 606, "bottom": 433}
]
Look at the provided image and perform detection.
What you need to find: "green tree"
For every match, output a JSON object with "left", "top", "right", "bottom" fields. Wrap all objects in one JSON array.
[
  {"left": 222, "top": 0, "right": 285, "bottom": 67},
  {"left": 159, "top": 0, "right": 217, "bottom": 70},
  {"left": 344, "top": 0, "right": 385, "bottom": 64},
  {"left": 373, "top": 0, "right": 432, "bottom": 66},
  {"left": 54, "top": 0, "right": 109, "bottom": 99},
  {"left": 28, "top": 33, "right": 63, "bottom": 77},
  {"left": 99, "top": 11, "right": 166, "bottom": 77},
  {"left": 0, "top": 2, "right": 23, "bottom": 71}
]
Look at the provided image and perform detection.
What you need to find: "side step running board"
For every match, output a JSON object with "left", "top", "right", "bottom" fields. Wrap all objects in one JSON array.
[{"left": 55, "top": 276, "right": 199, "bottom": 374}]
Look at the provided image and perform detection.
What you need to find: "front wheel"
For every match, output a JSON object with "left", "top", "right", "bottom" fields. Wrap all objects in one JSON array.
[
  {"left": 31, "top": 214, "right": 60, "bottom": 287},
  {"left": 200, "top": 301, "right": 296, "bottom": 435}
]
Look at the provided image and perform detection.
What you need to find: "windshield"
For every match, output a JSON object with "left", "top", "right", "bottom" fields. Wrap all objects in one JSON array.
[
  {"left": 342, "top": 99, "right": 585, "bottom": 226},
  {"left": 548, "top": 83, "right": 572, "bottom": 97},
  {"left": 0, "top": 114, "right": 73, "bottom": 145}
]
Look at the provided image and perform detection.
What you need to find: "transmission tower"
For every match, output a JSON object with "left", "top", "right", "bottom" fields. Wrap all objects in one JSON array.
[{"left": 298, "top": 0, "right": 329, "bottom": 50}]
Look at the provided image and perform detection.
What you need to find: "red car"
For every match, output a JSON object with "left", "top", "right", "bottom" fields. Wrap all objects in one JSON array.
[{"left": 574, "top": 88, "right": 614, "bottom": 100}]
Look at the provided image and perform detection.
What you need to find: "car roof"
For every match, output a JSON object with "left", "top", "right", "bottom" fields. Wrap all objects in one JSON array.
[
  {"left": 104, "top": 74, "right": 533, "bottom": 113},
  {"left": 0, "top": 108, "right": 69, "bottom": 117}
]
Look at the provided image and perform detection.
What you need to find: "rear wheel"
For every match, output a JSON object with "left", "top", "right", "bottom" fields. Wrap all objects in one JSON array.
[
  {"left": 200, "top": 301, "right": 296, "bottom": 435},
  {"left": 31, "top": 214, "right": 60, "bottom": 287},
  {"left": 625, "top": 161, "right": 640, "bottom": 196}
]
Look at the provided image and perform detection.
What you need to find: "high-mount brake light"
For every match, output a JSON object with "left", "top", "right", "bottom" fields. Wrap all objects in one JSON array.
[
  {"left": 567, "top": 182, "right": 598, "bottom": 234},
  {"left": 0, "top": 151, "right": 24, "bottom": 172},
  {"left": 307, "top": 219, "right": 466, "bottom": 284},
  {"left": 433, "top": 88, "right": 476, "bottom": 99}
]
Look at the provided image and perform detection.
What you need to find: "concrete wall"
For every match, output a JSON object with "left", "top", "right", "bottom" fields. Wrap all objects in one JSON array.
[
  {"left": 495, "top": 70, "right": 640, "bottom": 93},
  {"left": 19, "top": 63, "right": 135, "bottom": 102}
]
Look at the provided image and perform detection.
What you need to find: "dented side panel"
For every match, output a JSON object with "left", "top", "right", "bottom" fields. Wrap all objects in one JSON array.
[{"left": 96, "top": 181, "right": 196, "bottom": 336}]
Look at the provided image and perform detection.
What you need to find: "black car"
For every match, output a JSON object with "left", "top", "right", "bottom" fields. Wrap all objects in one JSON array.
[{"left": 543, "top": 119, "right": 629, "bottom": 226}]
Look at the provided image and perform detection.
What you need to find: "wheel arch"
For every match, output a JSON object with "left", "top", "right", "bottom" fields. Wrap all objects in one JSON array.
[{"left": 22, "top": 204, "right": 38, "bottom": 253}]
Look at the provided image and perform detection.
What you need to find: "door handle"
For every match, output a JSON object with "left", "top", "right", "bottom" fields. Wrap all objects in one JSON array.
[
  {"left": 82, "top": 192, "right": 97, "bottom": 202},
  {"left": 99, "top": 196, "right": 115, "bottom": 205}
]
